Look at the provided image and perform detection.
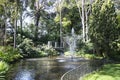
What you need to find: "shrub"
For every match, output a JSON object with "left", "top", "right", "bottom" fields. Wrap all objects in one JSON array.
[
  {"left": 18, "top": 37, "right": 59, "bottom": 58},
  {"left": 0, "top": 46, "right": 22, "bottom": 63},
  {"left": 109, "top": 38, "right": 120, "bottom": 60},
  {"left": 77, "top": 42, "right": 94, "bottom": 54},
  {"left": 18, "top": 38, "right": 57, "bottom": 58},
  {"left": 0, "top": 61, "right": 9, "bottom": 74},
  {"left": 17, "top": 38, "right": 35, "bottom": 57},
  {"left": 64, "top": 51, "right": 71, "bottom": 56},
  {"left": 40, "top": 44, "right": 58, "bottom": 56}
]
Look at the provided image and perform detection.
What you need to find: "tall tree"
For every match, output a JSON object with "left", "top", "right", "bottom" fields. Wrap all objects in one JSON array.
[
  {"left": 54, "top": 0, "right": 65, "bottom": 46},
  {"left": 89, "top": 0, "right": 118, "bottom": 57},
  {"left": 0, "top": 0, "right": 23, "bottom": 47},
  {"left": 75, "top": 0, "right": 92, "bottom": 42},
  {"left": 28, "top": 0, "right": 54, "bottom": 42}
]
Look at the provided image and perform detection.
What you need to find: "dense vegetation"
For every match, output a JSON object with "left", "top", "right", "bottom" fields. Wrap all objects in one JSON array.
[
  {"left": 0, "top": 0, "right": 120, "bottom": 78},
  {"left": 89, "top": 0, "right": 120, "bottom": 59}
]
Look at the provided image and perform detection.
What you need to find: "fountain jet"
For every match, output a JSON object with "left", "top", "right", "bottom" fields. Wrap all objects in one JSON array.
[{"left": 64, "top": 28, "right": 78, "bottom": 58}]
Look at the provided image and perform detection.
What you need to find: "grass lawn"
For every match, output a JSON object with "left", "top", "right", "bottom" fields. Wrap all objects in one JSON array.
[{"left": 82, "top": 64, "right": 120, "bottom": 80}]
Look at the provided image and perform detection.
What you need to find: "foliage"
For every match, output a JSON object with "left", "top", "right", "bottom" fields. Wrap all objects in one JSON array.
[
  {"left": 77, "top": 52, "right": 96, "bottom": 59},
  {"left": 18, "top": 38, "right": 36, "bottom": 57},
  {"left": 0, "top": 0, "right": 120, "bottom": 60},
  {"left": 21, "top": 25, "right": 35, "bottom": 40},
  {"left": 89, "top": 0, "right": 119, "bottom": 58},
  {"left": 77, "top": 40, "right": 94, "bottom": 54},
  {"left": 54, "top": 6, "right": 81, "bottom": 34},
  {"left": 0, "top": 61, "right": 9, "bottom": 74},
  {"left": 64, "top": 51, "right": 102, "bottom": 59},
  {"left": 109, "top": 38, "right": 120, "bottom": 60},
  {"left": 0, "top": 46, "right": 22, "bottom": 63},
  {"left": 18, "top": 38, "right": 58, "bottom": 58},
  {"left": 40, "top": 44, "right": 58, "bottom": 56},
  {"left": 83, "top": 64, "right": 120, "bottom": 80},
  {"left": 64, "top": 51, "right": 72, "bottom": 56},
  {"left": 117, "top": 14, "right": 120, "bottom": 27},
  {"left": 76, "top": 51, "right": 102, "bottom": 60},
  {"left": 75, "top": 40, "right": 103, "bottom": 59}
]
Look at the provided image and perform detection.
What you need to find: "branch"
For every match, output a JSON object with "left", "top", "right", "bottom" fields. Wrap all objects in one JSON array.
[{"left": 75, "top": 0, "right": 82, "bottom": 19}]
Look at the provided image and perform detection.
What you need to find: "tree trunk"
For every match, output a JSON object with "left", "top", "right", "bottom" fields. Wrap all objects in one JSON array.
[
  {"left": 14, "top": 18, "right": 17, "bottom": 48},
  {"left": 4, "top": 4, "right": 7, "bottom": 46},
  {"left": 60, "top": 5, "right": 62, "bottom": 47},
  {"left": 82, "top": 0, "right": 85, "bottom": 42},
  {"left": 20, "top": 4, "right": 23, "bottom": 42},
  {"left": 85, "top": 8, "right": 88, "bottom": 42},
  {"left": 35, "top": 10, "right": 40, "bottom": 41}
]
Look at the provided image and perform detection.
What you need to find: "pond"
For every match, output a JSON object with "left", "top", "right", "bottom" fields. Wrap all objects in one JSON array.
[{"left": 6, "top": 57, "right": 87, "bottom": 80}]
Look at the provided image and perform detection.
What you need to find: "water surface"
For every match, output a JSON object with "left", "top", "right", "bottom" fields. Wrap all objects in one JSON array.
[{"left": 6, "top": 57, "right": 86, "bottom": 80}]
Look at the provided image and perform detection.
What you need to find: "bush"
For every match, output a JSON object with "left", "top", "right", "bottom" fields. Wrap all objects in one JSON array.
[
  {"left": 64, "top": 51, "right": 72, "bottom": 56},
  {"left": 40, "top": 44, "right": 58, "bottom": 56},
  {"left": 0, "top": 46, "right": 22, "bottom": 63},
  {"left": 109, "top": 38, "right": 120, "bottom": 60},
  {"left": 76, "top": 42, "right": 103, "bottom": 59},
  {"left": 0, "top": 61, "right": 9, "bottom": 74},
  {"left": 77, "top": 42, "right": 94, "bottom": 54},
  {"left": 18, "top": 38, "right": 58, "bottom": 58},
  {"left": 76, "top": 52, "right": 96, "bottom": 59},
  {"left": 18, "top": 38, "right": 35, "bottom": 57}
]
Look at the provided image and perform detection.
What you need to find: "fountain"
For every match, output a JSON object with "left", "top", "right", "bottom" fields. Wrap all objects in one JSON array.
[
  {"left": 6, "top": 57, "right": 84, "bottom": 80},
  {"left": 64, "top": 28, "right": 78, "bottom": 58},
  {"left": 5, "top": 28, "right": 85, "bottom": 80}
]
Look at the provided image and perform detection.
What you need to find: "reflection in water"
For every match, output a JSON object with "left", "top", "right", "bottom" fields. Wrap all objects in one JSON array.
[
  {"left": 57, "top": 59, "right": 66, "bottom": 62},
  {"left": 64, "top": 65, "right": 76, "bottom": 69},
  {"left": 15, "top": 69, "right": 35, "bottom": 80},
  {"left": 6, "top": 57, "right": 86, "bottom": 80}
]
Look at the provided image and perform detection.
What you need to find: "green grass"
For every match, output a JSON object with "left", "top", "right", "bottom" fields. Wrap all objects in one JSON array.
[
  {"left": 79, "top": 53, "right": 96, "bottom": 59},
  {"left": 82, "top": 64, "right": 120, "bottom": 80}
]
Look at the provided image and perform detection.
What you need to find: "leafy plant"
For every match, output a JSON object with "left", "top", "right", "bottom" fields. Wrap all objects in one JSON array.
[
  {"left": 18, "top": 38, "right": 35, "bottom": 57},
  {"left": 89, "top": 0, "right": 119, "bottom": 58},
  {"left": 18, "top": 38, "right": 57, "bottom": 58},
  {"left": 109, "top": 38, "right": 120, "bottom": 60},
  {"left": 0, "top": 46, "right": 22, "bottom": 62},
  {"left": 40, "top": 44, "right": 58, "bottom": 56},
  {"left": 0, "top": 61, "right": 9, "bottom": 74},
  {"left": 77, "top": 42, "right": 94, "bottom": 54}
]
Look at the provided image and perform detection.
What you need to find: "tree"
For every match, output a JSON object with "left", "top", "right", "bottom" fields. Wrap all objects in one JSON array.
[
  {"left": 25, "top": 0, "right": 56, "bottom": 43},
  {"left": 0, "top": 0, "right": 24, "bottom": 47},
  {"left": 54, "top": 1, "right": 81, "bottom": 35},
  {"left": 89, "top": 0, "right": 118, "bottom": 57},
  {"left": 54, "top": 0, "right": 65, "bottom": 47},
  {"left": 75, "top": 0, "right": 92, "bottom": 42}
]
